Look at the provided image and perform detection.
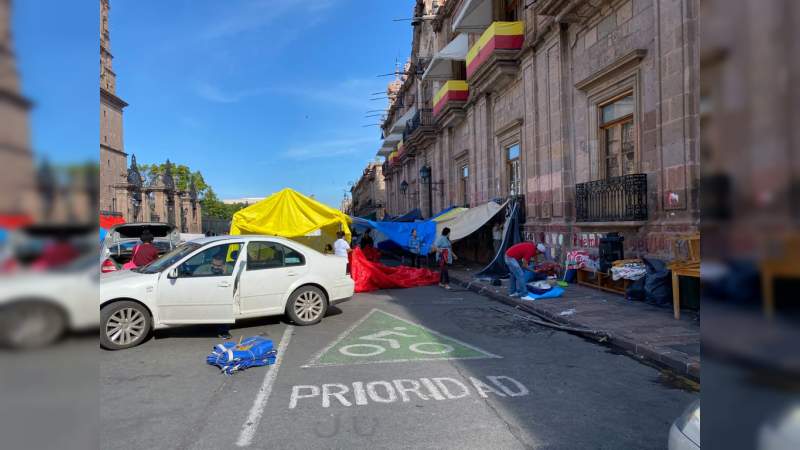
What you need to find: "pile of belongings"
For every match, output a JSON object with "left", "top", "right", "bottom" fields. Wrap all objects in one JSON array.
[
  {"left": 610, "top": 259, "right": 647, "bottom": 281},
  {"left": 565, "top": 250, "right": 598, "bottom": 271},
  {"left": 533, "top": 261, "right": 561, "bottom": 277},
  {"left": 207, "top": 336, "right": 277, "bottom": 375},
  {"left": 350, "top": 248, "right": 440, "bottom": 293}
]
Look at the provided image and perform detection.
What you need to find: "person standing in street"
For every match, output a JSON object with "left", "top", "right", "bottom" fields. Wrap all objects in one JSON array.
[
  {"left": 492, "top": 222, "right": 503, "bottom": 256},
  {"left": 333, "top": 231, "right": 350, "bottom": 257},
  {"left": 434, "top": 227, "right": 455, "bottom": 289},
  {"left": 408, "top": 228, "right": 421, "bottom": 268},
  {"left": 360, "top": 229, "right": 374, "bottom": 250},
  {"left": 504, "top": 241, "right": 546, "bottom": 297}
]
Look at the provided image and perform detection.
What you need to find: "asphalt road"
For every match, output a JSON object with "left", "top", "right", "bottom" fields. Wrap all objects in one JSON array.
[{"left": 100, "top": 285, "right": 698, "bottom": 449}]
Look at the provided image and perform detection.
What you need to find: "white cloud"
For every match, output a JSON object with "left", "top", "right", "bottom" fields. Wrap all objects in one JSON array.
[
  {"left": 280, "top": 136, "right": 376, "bottom": 160},
  {"left": 201, "top": 0, "right": 336, "bottom": 40}
]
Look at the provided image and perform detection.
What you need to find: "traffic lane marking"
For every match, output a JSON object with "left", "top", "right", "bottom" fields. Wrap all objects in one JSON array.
[
  {"left": 302, "top": 308, "right": 502, "bottom": 368},
  {"left": 288, "top": 374, "right": 530, "bottom": 409},
  {"left": 236, "top": 324, "right": 294, "bottom": 448}
]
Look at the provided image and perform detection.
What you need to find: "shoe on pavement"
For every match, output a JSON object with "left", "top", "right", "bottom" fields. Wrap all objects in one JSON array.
[{"left": 444, "top": 285, "right": 452, "bottom": 290}]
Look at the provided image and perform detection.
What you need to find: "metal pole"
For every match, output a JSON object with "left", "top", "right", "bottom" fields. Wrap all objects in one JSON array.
[{"left": 427, "top": 178, "right": 433, "bottom": 218}]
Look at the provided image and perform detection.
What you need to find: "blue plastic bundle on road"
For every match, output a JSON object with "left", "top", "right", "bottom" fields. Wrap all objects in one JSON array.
[{"left": 206, "top": 336, "right": 277, "bottom": 375}]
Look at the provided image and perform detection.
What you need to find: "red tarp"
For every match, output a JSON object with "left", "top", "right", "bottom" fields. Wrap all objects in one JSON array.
[
  {"left": 350, "top": 248, "right": 441, "bottom": 293},
  {"left": 100, "top": 215, "right": 126, "bottom": 230}
]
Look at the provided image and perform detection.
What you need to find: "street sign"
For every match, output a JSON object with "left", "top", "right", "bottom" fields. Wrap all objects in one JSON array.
[{"left": 303, "top": 309, "right": 501, "bottom": 368}]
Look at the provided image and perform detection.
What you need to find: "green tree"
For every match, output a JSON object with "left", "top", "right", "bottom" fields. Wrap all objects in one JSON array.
[
  {"left": 138, "top": 162, "right": 209, "bottom": 198},
  {"left": 199, "top": 188, "right": 248, "bottom": 220}
]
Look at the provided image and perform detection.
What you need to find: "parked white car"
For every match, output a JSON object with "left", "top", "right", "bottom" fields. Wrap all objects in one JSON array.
[
  {"left": 0, "top": 254, "right": 98, "bottom": 348},
  {"left": 99, "top": 235, "right": 354, "bottom": 350}
]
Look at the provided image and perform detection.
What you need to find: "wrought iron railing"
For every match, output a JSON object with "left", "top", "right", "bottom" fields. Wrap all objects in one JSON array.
[
  {"left": 403, "top": 108, "right": 434, "bottom": 140},
  {"left": 575, "top": 174, "right": 647, "bottom": 222}
]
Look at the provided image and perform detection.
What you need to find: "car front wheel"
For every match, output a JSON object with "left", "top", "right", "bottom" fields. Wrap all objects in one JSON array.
[
  {"left": 100, "top": 301, "right": 151, "bottom": 350},
  {"left": 286, "top": 286, "right": 327, "bottom": 326},
  {"left": 0, "top": 302, "right": 65, "bottom": 349}
]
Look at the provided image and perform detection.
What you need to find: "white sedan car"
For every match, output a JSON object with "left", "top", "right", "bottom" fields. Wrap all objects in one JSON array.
[{"left": 99, "top": 235, "right": 354, "bottom": 350}]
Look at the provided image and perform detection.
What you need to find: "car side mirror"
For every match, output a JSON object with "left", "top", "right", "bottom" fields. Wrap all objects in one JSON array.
[{"left": 168, "top": 268, "right": 179, "bottom": 279}]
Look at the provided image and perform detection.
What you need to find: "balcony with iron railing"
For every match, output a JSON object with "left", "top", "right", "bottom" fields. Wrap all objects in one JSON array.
[
  {"left": 575, "top": 174, "right": 648, "bottom": 223},
  {"left": 403, "top": 108, "right": 436, "bottom": 149}
]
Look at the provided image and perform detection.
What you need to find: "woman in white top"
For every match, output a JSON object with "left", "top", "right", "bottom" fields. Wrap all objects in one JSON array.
[{"left": 333, "top": 231, "right": 351, "bottom": 257}]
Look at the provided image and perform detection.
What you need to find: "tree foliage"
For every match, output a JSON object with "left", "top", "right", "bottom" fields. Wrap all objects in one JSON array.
[
  {"left": 138, "top": 162, "right": 209, "bottom": 197},
  {"left": 200, "top": 188, "right": 248, "bottom": 220}
]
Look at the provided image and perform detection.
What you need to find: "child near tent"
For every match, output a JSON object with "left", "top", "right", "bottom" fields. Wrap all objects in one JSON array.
[
  {"left": 408, "top": 229, "right": 421, "bottom": 268},
  {"left": 434, "top": 227, "right": 455, "bottom": 289}
]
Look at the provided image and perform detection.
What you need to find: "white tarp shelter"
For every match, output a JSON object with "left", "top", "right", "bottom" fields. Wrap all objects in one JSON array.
[{"left": 435, "top": 200, "right": 507, "bottom": 242}]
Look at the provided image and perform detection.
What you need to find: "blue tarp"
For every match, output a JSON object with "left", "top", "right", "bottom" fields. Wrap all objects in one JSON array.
[
  {"left": 383, "top": 208, "right": 423, "bottom": 222},
  {"left": 352, "top": 217, "right": 436, "bottom": 255},
  {"left": 522, "top": 286, "right": 565, "bottom": 300},
  {"left": 206, "top": 336, "right": 277, "bottom": 375}
]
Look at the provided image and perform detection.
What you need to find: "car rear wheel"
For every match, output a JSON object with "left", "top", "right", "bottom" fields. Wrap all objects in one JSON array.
[
  {"left": 0, "top": 302, "right": 65, "bottom": 349},
  {"left": 286, "top": 286, "right": 327, "bottom": 326},
  {"left": 100, "top": 301, "right": 151, "bottom": 350}
]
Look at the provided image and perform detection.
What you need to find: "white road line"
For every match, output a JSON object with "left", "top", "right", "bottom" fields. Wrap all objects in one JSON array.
[{"left": 236, "top": 325, "right": 294, "bottom": 447}]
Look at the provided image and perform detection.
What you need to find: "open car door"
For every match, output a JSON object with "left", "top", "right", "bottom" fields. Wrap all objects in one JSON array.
[{"left": 156, "top": 242, "right": 242, "bottom": 324}]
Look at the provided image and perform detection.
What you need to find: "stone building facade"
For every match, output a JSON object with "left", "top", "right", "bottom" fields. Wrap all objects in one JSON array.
[
  {"left": 98, "top": 0, "right": 201, "bottom": 232},
  {"left": 350, "top": 162, "right": 386, "bottom": 219},
  {"left": 0, "top": 0, "right": 37, "bottom": 219},
  {"left": 378, "top": 0, "right": 699, "bottom": 260}
]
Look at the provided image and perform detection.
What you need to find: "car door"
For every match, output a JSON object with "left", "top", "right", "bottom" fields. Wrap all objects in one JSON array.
[
  {"left": 238, "top": 241, "right": 308, "bottom": 316},
  {"left": 156, "top": 242, "right": 242, "bottom": 324}
]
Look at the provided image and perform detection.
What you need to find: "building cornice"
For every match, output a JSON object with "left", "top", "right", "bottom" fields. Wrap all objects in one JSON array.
[
  {"left": 100, "top": 87, "right": 128, "bottom": 109},
  {"left": 0, "top": 87, "right": 33, "bottom": 110},
  {"left": 100, "top": 142, "right": 127, "bottom": 156},
  {"left": 575, "top": 49, "right": 646, "bottom": 91}
]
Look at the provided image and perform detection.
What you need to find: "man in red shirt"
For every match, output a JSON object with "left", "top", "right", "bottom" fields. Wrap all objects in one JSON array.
[
  {"left": 131, "top": 230, "right": 160, "bottom": 267},
  {"left": 504, "top": 241, "right": 546, "bottom": 297}
]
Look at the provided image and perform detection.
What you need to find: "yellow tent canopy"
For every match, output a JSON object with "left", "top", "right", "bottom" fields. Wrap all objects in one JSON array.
[{"left": 229, "top": 188, "right": 351, "bottom": 252}]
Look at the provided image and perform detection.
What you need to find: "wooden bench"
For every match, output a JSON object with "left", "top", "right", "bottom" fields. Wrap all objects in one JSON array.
[
  {"left": 577, "top": 268, "right": 632, "bottom": 295},
  {"left": 668, "top": 234, "right": 700, "bottom": 319},
  {"left": 760, "top": 234, "right": 800, "bottom": 318}
]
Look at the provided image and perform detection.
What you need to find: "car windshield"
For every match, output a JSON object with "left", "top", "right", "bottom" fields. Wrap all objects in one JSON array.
[{"left": 136, "top": 242, "right": 201, "bottom": 274}]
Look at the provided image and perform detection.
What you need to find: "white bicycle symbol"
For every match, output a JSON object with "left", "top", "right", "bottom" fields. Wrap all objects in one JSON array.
[{"left": 338, "top": 327, "right": 454, "bottom": 357}]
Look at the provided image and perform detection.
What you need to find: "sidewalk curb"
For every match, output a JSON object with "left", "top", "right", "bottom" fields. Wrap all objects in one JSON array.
[{"left": 449, "top": 272, "right": 700, "bottom": 383}]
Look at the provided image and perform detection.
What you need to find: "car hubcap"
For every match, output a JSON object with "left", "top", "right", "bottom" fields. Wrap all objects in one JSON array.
[
  {"left": 106, "top": 307, "right": 146, "bottom": 345},
  {"left": 294, "top": 291, "right": 323, "bottom": 322}
]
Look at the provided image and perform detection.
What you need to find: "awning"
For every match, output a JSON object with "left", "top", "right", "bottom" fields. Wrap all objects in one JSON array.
[
  {"left": 421, "top": 34, "right": 469, "bottom": 81},
  {"left": 383, "top": 133, "right": 403, "bottom": 145},
  {"left": 452, "top": 0, "right": 492, "bottom": 33},
  {"left": 389, "top": 106, "right": 417, "bottom": 135},
  {"left": 377, "top": 133, "right": 403, "bottom": 157},
  {"left": 435, "top": 200, "right": 507, "bottom": 242}
]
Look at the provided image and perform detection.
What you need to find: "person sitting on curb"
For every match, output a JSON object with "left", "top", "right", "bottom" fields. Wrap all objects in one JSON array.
[{"left": 504, "top": 241, "right": 546, "bottom": 297}]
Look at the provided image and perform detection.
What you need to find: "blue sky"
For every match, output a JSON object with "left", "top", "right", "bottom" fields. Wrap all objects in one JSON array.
[{"left": 14, "top": 0, "right": 413, "bottom": 208}]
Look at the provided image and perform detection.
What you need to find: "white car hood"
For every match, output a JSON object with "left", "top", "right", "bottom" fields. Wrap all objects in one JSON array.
[{"left": 100, "top": 269, "right": 159, "bottom": 304}]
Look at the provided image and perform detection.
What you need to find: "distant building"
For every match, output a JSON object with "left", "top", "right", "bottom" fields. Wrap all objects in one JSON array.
[
  {"left": 98, "top": 0, "right": 201, "bottom": 232},
  {"left": 222, "top": 197, "right": 265, "bottom": 206},
  {"left": 350, "top": 162, "right": 386, "bottom": 220}
]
